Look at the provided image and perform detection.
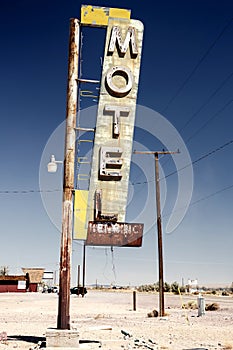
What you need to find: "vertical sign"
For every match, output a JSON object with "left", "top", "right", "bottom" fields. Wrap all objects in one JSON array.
[{"left": 85, "top": 16, "right": 144, "bottom": 229}]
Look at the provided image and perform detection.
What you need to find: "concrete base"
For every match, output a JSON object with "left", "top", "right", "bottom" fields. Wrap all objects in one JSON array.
[{"left": 46, "top": 328, "right": 79, "bottom": 348}]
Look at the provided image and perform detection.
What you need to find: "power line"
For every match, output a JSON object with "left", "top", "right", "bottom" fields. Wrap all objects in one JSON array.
[
  {"left": 1, "top": 139, "right": 233, "bottom": 193},
  {"left": 191, "top": 183, "right": 233, "bottom": 206},
  {"left": 161, "top": 17, "right": 233, "bottom": 113},
  {"left": 131, "top": 138, "right": 233, "bottom": 185},
  {"left": 186, "top": 97, "right": 233, "bottom": 143},
  {"left": 162, "top": 139, "right": 233, "bottom": 180},
  {"left": 180, "top": 70, "right": 233, "bottom": 132},
  {"left": 0, "top": 189, "right": 61, "bottom": 194},
  {"left": 160, "top": 89, "right": 233, "bottom": 171},
  {"left": 162, "top": 182, "right": 233, "bottom": 219}
]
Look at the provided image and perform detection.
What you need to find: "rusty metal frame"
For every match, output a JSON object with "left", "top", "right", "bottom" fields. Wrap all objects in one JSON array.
[{"left": 86, "top": 221, "right": 143, "bottom": 247}]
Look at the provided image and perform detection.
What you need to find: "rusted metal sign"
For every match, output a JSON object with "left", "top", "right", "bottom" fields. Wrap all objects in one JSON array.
[
  {"left": 85, "top": 16, "right": 144, "bottom": 230},
  {"left": 73, "top": 6, "right": 144, "bottom": 243},
  {"left": 81, "top": 5, "right": 131, "bottom": 27},
  {"left": 86, "top": 222, "right": 143, "bottom": 247}
]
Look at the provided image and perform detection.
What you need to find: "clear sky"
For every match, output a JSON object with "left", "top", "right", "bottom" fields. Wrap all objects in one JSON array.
[{"left": 1, "top": 0, "right": 233, "bottom": 288}]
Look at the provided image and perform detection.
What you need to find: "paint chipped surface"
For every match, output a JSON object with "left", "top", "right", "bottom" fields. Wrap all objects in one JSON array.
[{"left": 81, "top": 5, "right": 131, "bottom": 27}]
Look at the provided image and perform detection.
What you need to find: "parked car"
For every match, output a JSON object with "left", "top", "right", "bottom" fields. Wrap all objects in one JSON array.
[
  {"left": 70, "top": 286, "right": 87, "bottom": 296},
  {"left": 42, "top": 286, "right": 58, "bottom": 294},
  {"left": 51, "top": 286, "right": 59, "bottom": 293}
]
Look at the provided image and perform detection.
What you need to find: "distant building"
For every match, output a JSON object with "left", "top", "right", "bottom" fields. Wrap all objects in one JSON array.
[
  {"left": 0, "top": 275, "right": 28, "bottom": 293},
  {"left": 21, "top": 268, "right": 45, "bottom": 292},
  {"left": 0, "top": 268, "right": 45, "bottom": 293},
  {"left": 42, "top": 271, "right": 54, "bottom": 287},
  {"left": 187, "top": 278, "right": 198, "bottom": 293}
]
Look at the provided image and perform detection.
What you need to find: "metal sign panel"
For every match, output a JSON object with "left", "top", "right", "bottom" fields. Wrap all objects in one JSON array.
[
  {"left": 73, "top": 190, "right": 88, "bottom": 240},
  {"left": 43, "top": 271, "right": 54, "bottom": 280},
  {"left": 81, "top": 5, "right": 131, "bottom": 27},
  {"left": 86, "top": 222, "right": 143, "bottom": 247},
  {"left": 17, "top": 280, "right": 26, "bottom": 290},
  {"left": 85, "top": 17, "right": 144, "bottom": 234}
]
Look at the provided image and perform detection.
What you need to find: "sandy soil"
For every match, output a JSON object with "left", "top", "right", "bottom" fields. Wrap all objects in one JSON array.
[{"left": 0, "top": 290, "right": 232, "bottom": 349}]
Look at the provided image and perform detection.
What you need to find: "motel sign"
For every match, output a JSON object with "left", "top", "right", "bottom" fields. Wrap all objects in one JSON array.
[{"left": 74, "top": 6, "right": 144, "bottom": 246}]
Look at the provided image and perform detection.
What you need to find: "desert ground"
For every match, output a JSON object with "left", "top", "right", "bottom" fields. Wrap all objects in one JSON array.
[{"left": 0, "top": 289, "right": 232, "bottom": 349}]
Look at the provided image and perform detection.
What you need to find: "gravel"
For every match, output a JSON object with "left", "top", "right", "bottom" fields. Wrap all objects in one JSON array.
[{"left": 0, "top": 290, "right": 232, "bottom": 349}]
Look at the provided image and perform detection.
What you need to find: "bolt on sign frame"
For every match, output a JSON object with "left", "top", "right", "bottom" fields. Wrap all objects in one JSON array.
[{"left": 74, "top": 5, "right": 144, "bottom": 247}]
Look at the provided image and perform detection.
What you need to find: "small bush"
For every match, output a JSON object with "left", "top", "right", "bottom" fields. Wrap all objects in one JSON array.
[
  {"left": 171, "top": 282, "right": 179, "bottom": 295},
  {"left": 182, "top": 301, "right": 197, "bottom": 309},
  {"left": 164, "top": 282, "right": 170, "bottom": 292},
  {"left": 147, "top": 309, "right": 159, "bottom": 317},
  {"left": 179, "top": 286, "right": 186, "bottom": 293},
  {"left": 222, "top": 291, "right": 229, "bottom": 296},
  {"left": 137, "top": 283, "right": 159, "bottom": 292},
  {"left": 205, "top": 302, "right": 220, "bottom": 311}
]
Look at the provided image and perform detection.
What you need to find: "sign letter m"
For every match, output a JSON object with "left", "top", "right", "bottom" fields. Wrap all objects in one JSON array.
[{"left": 108, "top": 26, "right": 138, "bottom": 58}]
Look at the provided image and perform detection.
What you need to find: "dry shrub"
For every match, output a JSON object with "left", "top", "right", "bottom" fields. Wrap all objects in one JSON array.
[
  {"left": 222, "top": 291, "right": 229, "bottom": 296},
  {"left": 147, "top": 309, "right": 158, "bottom": 317},
  {"left": 223, "top": 344, "right": 233, "bottom": 350},
  {"left": 193, "top": 291, "right": 199, "bottom": 295},
  {"left": 94, "top": 313, "right": 105, "bottom": 319},
  {"left": 205, "top": 291, "right": 214, "bottom": 295},
  {"left": 182, "top": 301, "right": 197, "bottom": 309},
  {"left": 205, "top": 302, "right": 220, "bottom": 311}
]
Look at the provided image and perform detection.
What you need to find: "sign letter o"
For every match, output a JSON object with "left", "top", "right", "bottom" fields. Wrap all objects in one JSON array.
[{"left": 105, "top": 66, "right": 133, "bottom": 97}]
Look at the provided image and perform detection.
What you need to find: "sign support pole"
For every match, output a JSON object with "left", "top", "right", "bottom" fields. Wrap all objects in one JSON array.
[
  {"left": 82, "top": 243, "right": 86, "bottom": 297},
  {"left": 57, "top": 18, "right": 80, "bottom": 330}
]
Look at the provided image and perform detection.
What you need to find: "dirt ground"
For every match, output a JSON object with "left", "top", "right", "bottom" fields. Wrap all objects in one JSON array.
[{"left": 0, "top": 290, "right": 232, "bottom": 349}]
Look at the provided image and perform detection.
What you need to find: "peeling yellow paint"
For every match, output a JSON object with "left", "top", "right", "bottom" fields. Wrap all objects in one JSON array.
[
  {"left": 81, "top": 5, "right": 131, "bottom": 27},
  {"left": 109, "top": 8, "right": 131, "bottom": 20},
  {"left": 73, "top": 190, "right": 88, "bottom": 240}
]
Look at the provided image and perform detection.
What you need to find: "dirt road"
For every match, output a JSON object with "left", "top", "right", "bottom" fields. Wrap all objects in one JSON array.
[{"left": 0, "top": 290, "right": 232, "bottom": 349}]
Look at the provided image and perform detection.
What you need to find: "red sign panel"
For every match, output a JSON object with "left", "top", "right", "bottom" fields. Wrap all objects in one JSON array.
[{"left": 86, "top": 221, "right": 143, "bottom": 247}]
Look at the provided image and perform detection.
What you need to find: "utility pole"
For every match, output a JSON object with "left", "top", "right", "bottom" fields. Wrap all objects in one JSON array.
[
  {"left": 57, "top": 18, "right": 80, "bottom": 330},
  {"left": 82, "top": 243, "right": 86, "bottom": 297},
  {"left": 134, "top": 150, "right": 179, "bottom": 317},
  {"left": 77, "top": 265, "right": 80, "bottom": 288}
]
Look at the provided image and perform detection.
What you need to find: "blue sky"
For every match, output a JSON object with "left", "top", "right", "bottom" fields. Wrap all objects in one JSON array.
[{"left": 1, "top": 0, "right": 233, "bottom": 287}]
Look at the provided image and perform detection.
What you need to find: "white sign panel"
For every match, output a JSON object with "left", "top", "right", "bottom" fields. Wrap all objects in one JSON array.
[{"left": 17, "top": 280, "right": 26, "bottom": 290}]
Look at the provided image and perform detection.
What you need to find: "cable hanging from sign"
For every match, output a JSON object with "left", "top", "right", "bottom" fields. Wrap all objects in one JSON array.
[{"left": 111, "top": 246, "right": 117, "bottom": 283}]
